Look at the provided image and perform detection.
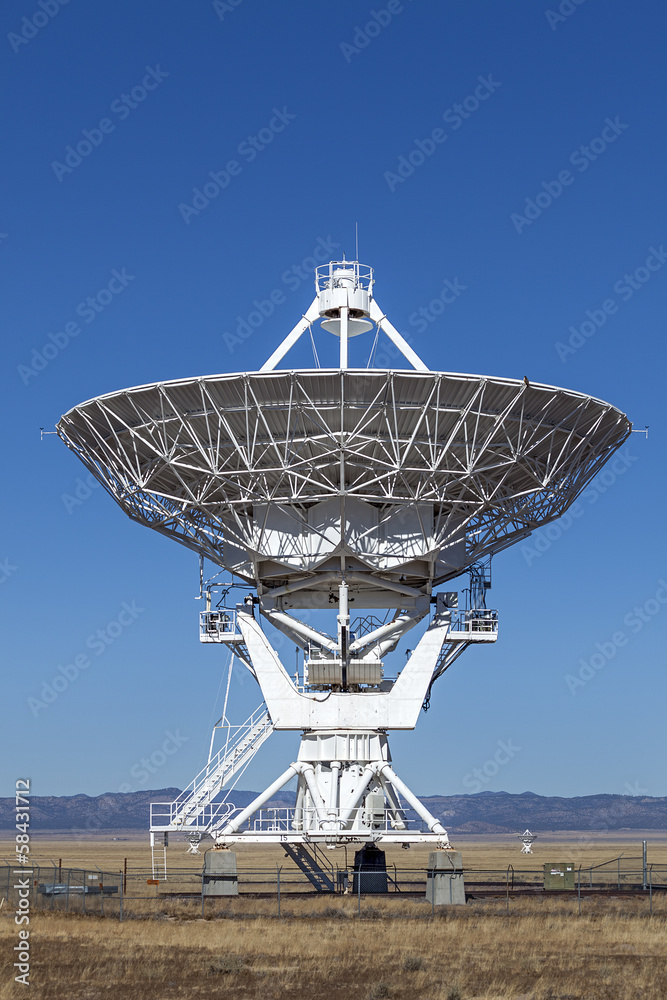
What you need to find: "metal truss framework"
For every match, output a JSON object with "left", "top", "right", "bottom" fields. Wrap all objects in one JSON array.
[{"left": 58, "top": 369, "right": 631, "bottom": 609}]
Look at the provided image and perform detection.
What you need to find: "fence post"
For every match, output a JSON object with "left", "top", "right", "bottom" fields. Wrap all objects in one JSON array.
[
  {"left": 66, "top": 869, "right": 70, "bottom": 913},
  {"left": 201, "top": 873, "right": 205, "bottom": 918},
  {"left": 577, "top": 866, "right": 581, "bottom": 916},
  {"left": 642, "top": 840, "right": 647, "bottom": 891},
  {"left": 357, "top": 867, "right": 361, "bottom": 918},
  {"left": 83, "top": 871, "right": 86, "bottom": 915},
  {"left": 119, "top": 872, "right": 123, "bottom": 923},
  {"left": 617, "top": 858, "right": 620, "bottom": 890},
  {"left": 123, "top": 858, "right": 127, "bottom": 894},
  {"left": 505, "top": 867, "right": 510, "bottom": 916},
  {"left": 277, "top": 865, "right": 281, "bottom": 918},
  {"left": 649, "top": 867, "right": 653, "bottom": 917}
]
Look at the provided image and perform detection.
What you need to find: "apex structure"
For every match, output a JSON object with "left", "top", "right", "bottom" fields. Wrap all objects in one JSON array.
[{"left": 58, "top": 259, "right": 631, "bottom": 873}]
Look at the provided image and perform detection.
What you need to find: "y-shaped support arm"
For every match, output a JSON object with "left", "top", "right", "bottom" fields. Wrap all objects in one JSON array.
[
  {"left": 378, "top": 763, "right": 449, "bottom": 841},
  {"left": 260, "top": 298, "right": 320, "bottom": 371},
  {"left": 369, "top": 299, "right": 428, "bottom": 371}
]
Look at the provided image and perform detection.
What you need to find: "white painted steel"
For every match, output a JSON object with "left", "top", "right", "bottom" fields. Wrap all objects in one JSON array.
[
  {"left": 321, "top": 316, "right": 373, "bottom": 338},
  {"left": 259, "top": 299, "right": 321, "bottom": 372},
  {"left": 58, "top": 369, "right": 631, "bottom": 610},
  {"left": 348, "top": 603, "right": 429, "bottom": 653},
  {"left": 369, "top": 298, "right": 429, "bottom": 371},
  {"left": 213, "top": 832, "right": 453, "bottom": 845},
  {"left": 236, "top": 605, "right": 450, "bottom": 730},
  {"left": 378, "top": 763, "right": 448, "bottom": 838},
  {"left": 378, "top": 772, "right": 407, "bottom": 830},
  {"left": 218, "top": 764, "right": 299, "bottom": 836},
  {"left": 339, "top": 305, "right": 348, "bottom": 368},
  {"left": 261, "top": 608, "right": 338, "bottom": 652},
  {"left": 150, "top": 704, "right": 273, "bottom": 834},
  {"left": 338, "top": 765, "right": 376, "bottom": 826},
  {"left": 57, "top": 257, "right": 632, "bottom": 857}
]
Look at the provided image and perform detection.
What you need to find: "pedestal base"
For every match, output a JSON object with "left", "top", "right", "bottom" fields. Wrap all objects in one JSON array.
[
  {"left": 215, "top": 730, "right": 451, "bottom": 847},
  {"left": 426, "top": 850, "right": 465, "bottom": 906},
  {"left": 203, "top": 850, "right": 238, "bottom": 896}
]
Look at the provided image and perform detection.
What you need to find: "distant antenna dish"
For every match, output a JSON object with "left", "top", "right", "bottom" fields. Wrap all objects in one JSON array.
[{"left": 519, "top": 829, "right": 536, "bottom": 854}]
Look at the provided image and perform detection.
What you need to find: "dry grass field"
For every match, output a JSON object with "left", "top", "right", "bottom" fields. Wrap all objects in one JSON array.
[
  {"left": 1, "top": 894, "right": 666, "bottom": 999},
  {"left": 3, "top": 829, "right": 667, "bottom": 874},
  {"left": 2, "top": 832, "right": 666, "bottom": 999}
]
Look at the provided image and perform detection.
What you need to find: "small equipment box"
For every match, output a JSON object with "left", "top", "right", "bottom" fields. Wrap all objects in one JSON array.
[{"left": 543, "top": 863, "right": 575, "bottom": 890}]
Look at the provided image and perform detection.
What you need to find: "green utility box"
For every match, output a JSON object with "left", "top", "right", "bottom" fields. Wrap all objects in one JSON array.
[{"left": 543, "top": 863, "right": 575, "bottom": 890}]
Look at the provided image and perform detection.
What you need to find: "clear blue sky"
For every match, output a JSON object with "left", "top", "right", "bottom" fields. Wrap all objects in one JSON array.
[{"left": 1, "top": 0, "right": 665, "bottom": 803}]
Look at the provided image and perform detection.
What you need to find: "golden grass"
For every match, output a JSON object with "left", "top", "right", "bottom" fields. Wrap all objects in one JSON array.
[
  {"left": 2, "top": 833, "right": 666, "bottom": 998},
  {"left": 2, "top": 830, "right": 666, "bottom": 875},
  {"left": 1, "top": 894, "right": 666, "bottom": 999}
]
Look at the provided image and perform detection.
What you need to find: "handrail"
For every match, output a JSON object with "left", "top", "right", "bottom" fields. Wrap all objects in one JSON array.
[
  {"left": 315, "top": 261, "right": 373, "bottom": 293},
  {"left": 251, "top": 805, "right": 434, "bottom": 834},
  {"left": 173, "top": 704, "right": 271, "bottom": 809},
  {"left": 150, "top": 799, "right": 238, "bottom": 830},
  {"left": 200, "top": 609, "right": 242, "bottom": 639},
  {"left": 448, "top": 609, "right": 498, "bottom": 632},
  {"left": 157, "top": 704, "right": 273, "bottom": 830}
]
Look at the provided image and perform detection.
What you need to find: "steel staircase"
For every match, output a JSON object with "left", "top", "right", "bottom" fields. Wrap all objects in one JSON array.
[
  {"left": 283, "top": 843, "right": 335, "bottom": 892},
  {"left": 169, "top": 704, "right": 273, "bottom": 830}
]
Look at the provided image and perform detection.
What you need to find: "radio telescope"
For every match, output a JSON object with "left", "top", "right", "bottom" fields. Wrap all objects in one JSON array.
[
  {"left": 519, "top": 830, "right": 536, "bottom": 854},
  {"left": 58, "top": 260, "right": 631, "bottom": 875}
]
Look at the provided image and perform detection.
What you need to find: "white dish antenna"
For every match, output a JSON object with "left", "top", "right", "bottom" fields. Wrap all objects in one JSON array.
[
  {"left": 519, "top": 829, "right": 536, "bottom": 854},
  {"left": 57, "top": 259, "right": 632, "bottom": 858}
]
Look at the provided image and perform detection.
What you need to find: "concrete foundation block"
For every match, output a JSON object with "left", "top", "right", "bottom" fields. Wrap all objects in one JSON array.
[
  {"left": 203, "top": 850, "right": 238, "bottom": 896},
  {"left": 425, "top": 850, "right": 465, "bottom": 906}
]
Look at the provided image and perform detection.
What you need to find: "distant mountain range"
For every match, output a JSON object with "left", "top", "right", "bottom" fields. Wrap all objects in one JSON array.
[
  {"left": 420, "top": 791, "right": 667, "bottom": 833},
  {"left": 0, "top": 789, "right": 293, "bottom": 834},
  {"left": 1, "top": 789, "right": 665, "bottom": 833}
]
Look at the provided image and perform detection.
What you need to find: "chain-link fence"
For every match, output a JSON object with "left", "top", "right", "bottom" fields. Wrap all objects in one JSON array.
[
  {"left": 2, "top": 856, "right": 665, "bottom": 922},
  {"left": 2, "top": 864, "right": 124, "bottom": 917}
]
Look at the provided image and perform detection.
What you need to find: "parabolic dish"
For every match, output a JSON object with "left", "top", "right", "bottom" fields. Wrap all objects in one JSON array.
[{"left": 57, "top": 368, "right": 631, "bottom": 605}]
